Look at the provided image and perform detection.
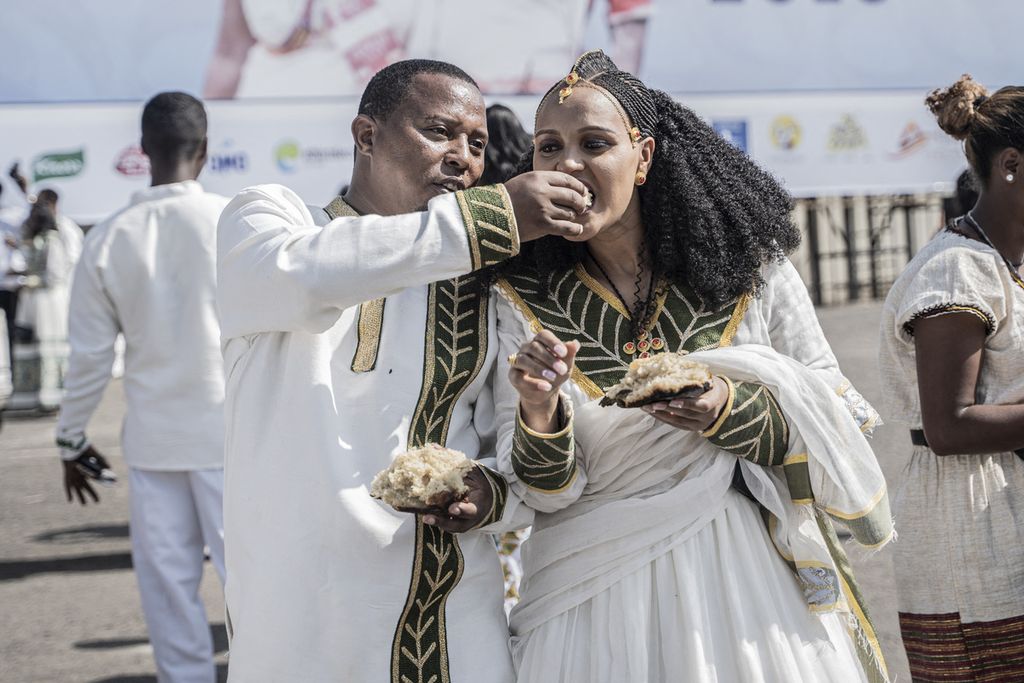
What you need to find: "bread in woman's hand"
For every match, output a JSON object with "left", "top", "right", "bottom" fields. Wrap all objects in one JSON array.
[{"left": 601, "top": 352, "right": 712, "bottom": 408}]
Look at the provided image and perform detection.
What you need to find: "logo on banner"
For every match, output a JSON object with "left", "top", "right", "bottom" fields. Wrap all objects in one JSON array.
[
  {"left": 274, "top": 140, "right": 349, "bottom": 173},
  {"left": 114, "top": 145, "right": 150, "bottom": 177},
  {"left": 770, "top": 116, "right": 801, "bottom": 151},
  {"left": 32, "top": 148, "right": 85, "bottom": 182},
  {"left": 209, "top": 141, "right": 249, "bottom": 173},
  {"left": 889, "top": 122, "right": 928, "bottom": 159},
  {"left": 827, "top": 115, "right": 868, "bottom": 152},
  {"left": 712, "top": 120, "right": 748, "bottom": 153}
]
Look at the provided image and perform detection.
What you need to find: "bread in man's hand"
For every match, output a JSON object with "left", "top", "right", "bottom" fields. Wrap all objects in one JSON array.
[{"left": 370, "top": 443, "right": 474, "bottom": 510}]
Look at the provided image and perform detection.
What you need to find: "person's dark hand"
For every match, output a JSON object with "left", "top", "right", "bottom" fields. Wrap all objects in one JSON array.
[
  {"left": 62, "top": 446, "right": 114, "bottom": 505},
  {"left": 417, "top": 466, "right": 495, "bottom": 533},
  {"left": 642, "top": 376, "right": 731, "bottom": 432},
  {"left": 63, "top": 460, "right": 99, "bottom": 505},
  {"left": 504, "top": 171, "right": 587, "bottom": 242}
]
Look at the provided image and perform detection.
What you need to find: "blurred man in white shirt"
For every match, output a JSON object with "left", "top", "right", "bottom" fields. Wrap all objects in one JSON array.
[{"left": 56, "top": 92, "right": 229, "bottom": 683}]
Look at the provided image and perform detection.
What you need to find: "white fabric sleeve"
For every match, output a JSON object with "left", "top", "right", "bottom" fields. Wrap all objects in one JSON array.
[
  {"left": 494, "top": 291, "right": 587, "bottom": 513},
  {"left": 217, "top": 184, "right": 503, "bottom": 337},
  {"left": 56, "top": 231, "right": 121, "bottom": 460},
  {"left": 761, "top": 259, "right": 880, "bottom": 434},
  {"left": 892, "top": 245, "right": 1006, "bottom": 345}
]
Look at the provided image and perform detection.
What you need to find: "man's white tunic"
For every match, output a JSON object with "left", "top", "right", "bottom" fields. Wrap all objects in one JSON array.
[{"left": 217, "top": 184, "right": 524, "bottom": 682}]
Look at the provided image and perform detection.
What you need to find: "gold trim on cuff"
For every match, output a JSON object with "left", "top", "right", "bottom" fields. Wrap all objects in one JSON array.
[
  {"left": 516, "top": 398, "right": 572, "bottom": 440},
  {"left": 700, "top": 376, "right": 736, "bottom": 438}
]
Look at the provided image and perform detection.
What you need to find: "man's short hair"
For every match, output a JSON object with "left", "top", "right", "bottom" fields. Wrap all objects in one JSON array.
[
  {"left": 358, "top": 60, "right": 478, "bottom": 121},
  {"left": 141, "top": 92, "right": 207, "bottom": 161}
]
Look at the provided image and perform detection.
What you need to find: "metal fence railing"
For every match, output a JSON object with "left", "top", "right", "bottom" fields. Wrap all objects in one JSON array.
[{"left": 790, "top": 194, "right": 949, "bottom": 307}]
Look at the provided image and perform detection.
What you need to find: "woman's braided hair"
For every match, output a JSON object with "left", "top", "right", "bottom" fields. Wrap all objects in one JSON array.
[{"left": 498, "top": 50, "right": 800, "bottom": 306}]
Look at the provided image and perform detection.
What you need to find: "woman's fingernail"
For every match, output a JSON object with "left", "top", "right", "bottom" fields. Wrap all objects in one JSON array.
[
  {"left": 542, "top": 369, "right": 557, "bottom": 381},
  {"left": 423, "top": 515, "right": 436, "bottom": 525},
  {"left": 538, "top": 381, "right": 552, "bottom": 392},
  {"left": 554, "top": 344, "right": 567, "bottom": 357},
  {"left": 553, "top": 361, "right": 568, "bottom": 374},
  {"left": 669, "top": 400, "right": 685, "bottom": 409}
]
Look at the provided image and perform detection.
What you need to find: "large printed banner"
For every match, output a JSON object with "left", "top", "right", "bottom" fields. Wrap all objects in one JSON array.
[
  {"left": 0, "top": 0, "right": 1016, "bottom": 102},
  {"left": 0, "top": 92, "right": 964, "bottom": 224},
  {"left": 0, "top": 0, "right": 1009, "bottom": 216}
]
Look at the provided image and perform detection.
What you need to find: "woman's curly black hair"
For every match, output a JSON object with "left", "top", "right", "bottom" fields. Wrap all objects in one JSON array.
[{"left": 494, "top": 51, "right": 800, "bottom": 307}]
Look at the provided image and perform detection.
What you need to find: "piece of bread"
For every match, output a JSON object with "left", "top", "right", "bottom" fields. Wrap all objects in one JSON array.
[
  {"left": 370, "top": 443, "right": 474, "bottom": 510},
  {"left": 600, "top": 353, "right": 712, "bottom": 408}
]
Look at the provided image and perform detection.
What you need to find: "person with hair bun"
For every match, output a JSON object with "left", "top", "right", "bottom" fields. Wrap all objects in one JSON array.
[
  {"left": 492, "top": 51, "right": 892, "bottom": 682},
  {"left": 880, "top": 75, "right": 1024, "bottom": 681}
]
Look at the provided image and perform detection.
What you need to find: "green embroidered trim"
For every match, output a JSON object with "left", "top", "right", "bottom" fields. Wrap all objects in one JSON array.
[
  {"left": 391, "top": 273, "right": 490, "bottom": 683},
  {"left": 783, "top": 455, "right": 813, "bottom": 503},
  {"left": 322, "top": 197, "right": 387, "bottom": 374},
  {"left": 455, "top": 185, "right": 520, "bottom": 271},
  {"left": 497, "top": 270, "right": 747, "bottom": 397},
  {"left": 56, "top": 435, "right": 87, "bottom": 451},
  {"left": 706, "top": 380, "right": 789, "bottom": 466},
  {"left": 391, "top": 522, "right": 465, "bottom": 683},
  {"left": 511, "top": 400, "right": 577, "bottom": 492},
  {"left": 472, "top": 464, "right": 510, "bottom": 529},
  {"left": 814, "top": 509, "right": 890, "bottom": 683}
]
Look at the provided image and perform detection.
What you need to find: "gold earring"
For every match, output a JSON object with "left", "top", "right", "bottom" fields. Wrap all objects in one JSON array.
[{"left": 635, "top": 171, "right": 647, "bottom": 186}]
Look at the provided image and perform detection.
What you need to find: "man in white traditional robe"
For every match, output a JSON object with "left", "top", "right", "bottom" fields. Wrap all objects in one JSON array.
[
  {"left": 217, "top": 59, "right": 586, "bottom": 682},
  {"left": 56, "top": 92, "right": 229, "bottom": 683}
]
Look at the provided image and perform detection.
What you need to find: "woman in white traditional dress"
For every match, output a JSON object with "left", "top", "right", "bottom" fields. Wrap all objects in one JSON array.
[
  {"left": 16, "top": 189, "right": 82, "bottom": 410},
  {"left": 490, "top": 51, "right": 893, "bottom": 683},
  {"left": 879, "top": 75, "right": 1024, "bottom": 682}
]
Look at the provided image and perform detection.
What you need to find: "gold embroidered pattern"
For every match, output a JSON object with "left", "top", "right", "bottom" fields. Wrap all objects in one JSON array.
[
  {"left": 392, "top": 273, "right": 491, "bottom": 683},
  {"left": 497, "top": 269, "right": 750, "bottom": 400},
  {"left": 455, "top": 185, "right": 520, "bottom": 271},
  {"left": 705, "top": 380, "right": 790, "bottom": 466},
  {"left": 322, "top": 197, "right": 388, "bottom": 374},
  {"left": 511, "top": 401, "right": 578, "bottom": 492},
  {"left": 472, "top": 464, "right": 510, "bottom": 529},
  {"left": 352, "top": 298, "right": 386, "bottom": 372}
]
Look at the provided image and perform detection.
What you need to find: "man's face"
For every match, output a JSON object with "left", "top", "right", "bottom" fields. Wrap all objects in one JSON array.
[{"left": 368, "top": 73, "right": 487, "bottom": 213}]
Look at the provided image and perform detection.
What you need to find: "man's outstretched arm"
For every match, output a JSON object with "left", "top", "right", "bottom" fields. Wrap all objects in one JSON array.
[{"left": 217, "top": 173, "right": 586, "bottom": 337}]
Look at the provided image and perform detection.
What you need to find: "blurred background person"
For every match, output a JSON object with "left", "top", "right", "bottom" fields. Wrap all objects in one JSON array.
[
  {"left": 481, "top": 103, "right": 532, "bottom": 185},
  {"left": 0, "top": 166, "right": 31, "bottom": 364},
  {"left": 880, "top": 75, "right": 1024, "bottom": 682},
  {"left": 55, "top": 91, "right": 229, "bottom": 683},
  {"left": 943, "top": 168, "right": 981, "bottom": 222},
  {"left": 15, "top": 189, "right": 83, "bottom": 411}
]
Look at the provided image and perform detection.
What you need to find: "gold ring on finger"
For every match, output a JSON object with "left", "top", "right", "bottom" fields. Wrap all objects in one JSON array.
[{"left": 507, "top": 353, "right": 518, "bottom": 366}]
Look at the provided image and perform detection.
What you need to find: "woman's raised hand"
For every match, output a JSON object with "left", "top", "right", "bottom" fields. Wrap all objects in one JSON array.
[{"left": 508, "top": 330, "right": 580, "bottom": 421}]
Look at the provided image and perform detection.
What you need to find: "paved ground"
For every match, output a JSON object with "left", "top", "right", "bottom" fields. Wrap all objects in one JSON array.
[{"left": 0, "top": 301, "right": 912, "bottom": 682}]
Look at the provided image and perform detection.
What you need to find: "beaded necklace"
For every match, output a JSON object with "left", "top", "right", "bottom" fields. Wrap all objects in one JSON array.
[{"left": 585, "top": 249, "right": 666, "bottom": 358}]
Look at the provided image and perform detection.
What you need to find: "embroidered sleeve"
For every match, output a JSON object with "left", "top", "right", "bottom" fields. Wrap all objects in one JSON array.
[
  {"left": 902, "top": 304, "right": 994, "bottom": 337},
  {"left": 511, "top": 397, "right": 578, "bottom": 492},
  {"left": 455, "top": 184, "right": 520, "bottom": 271},
  {"left": 894, "top": 244, "right": 1007, "bottom": 344},
  {"left": 702, "top": 378, "right": 790, "bottom": 466},
  {"left": 836, "top": 381, "right": 882, "bottom": 435},
  {"left": 470, "top": 463, "right": 510, "bottom": 529}
]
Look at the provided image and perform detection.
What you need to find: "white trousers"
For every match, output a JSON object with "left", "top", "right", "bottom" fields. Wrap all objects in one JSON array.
[{"left": 129, "top": 467, "right": 226, "bottom": 683}]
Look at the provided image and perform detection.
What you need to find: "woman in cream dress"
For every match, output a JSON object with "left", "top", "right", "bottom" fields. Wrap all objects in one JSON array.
[
  {"left": 492, "top": 51, "right": 892, "bottom": 683},
  {"left": 880, "top": 75, "right": 1024, "bottom": 682}
]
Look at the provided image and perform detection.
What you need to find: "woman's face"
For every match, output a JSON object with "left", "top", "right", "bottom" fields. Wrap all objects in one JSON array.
[{"left": 533, "top": 86, "right": 654, "bottom": 241}]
